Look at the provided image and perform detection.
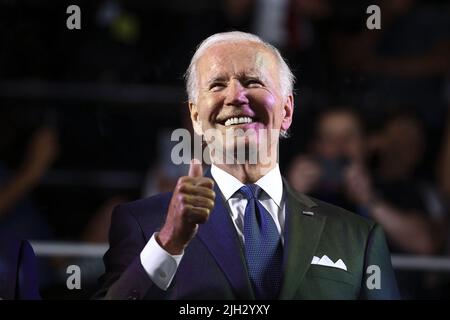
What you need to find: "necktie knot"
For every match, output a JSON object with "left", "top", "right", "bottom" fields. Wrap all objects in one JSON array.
[{"left": 239, "top": 184, "right": 261, "bottom": 200}]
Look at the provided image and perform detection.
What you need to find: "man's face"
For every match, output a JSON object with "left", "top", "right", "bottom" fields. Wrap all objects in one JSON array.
[{"left": 189, "top": 41, "right": 293, "bottom": 164}]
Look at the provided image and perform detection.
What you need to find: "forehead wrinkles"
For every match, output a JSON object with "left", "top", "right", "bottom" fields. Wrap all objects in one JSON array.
[{"left": 197, "top": 43, "right": 277, "bottom": 83}]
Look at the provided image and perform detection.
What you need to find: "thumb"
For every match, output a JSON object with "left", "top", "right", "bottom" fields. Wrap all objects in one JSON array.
[{"left": 188, "top": 158, "right": 203, "bottom": 177}]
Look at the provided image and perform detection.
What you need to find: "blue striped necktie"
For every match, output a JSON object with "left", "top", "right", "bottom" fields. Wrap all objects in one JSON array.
[{"left": 240, "top": 184, "right": 283, "bottom": 299}]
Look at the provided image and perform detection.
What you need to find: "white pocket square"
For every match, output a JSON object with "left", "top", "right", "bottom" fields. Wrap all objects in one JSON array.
[{"left": 311, "top": 255, "right": 347, "bottom": 271}]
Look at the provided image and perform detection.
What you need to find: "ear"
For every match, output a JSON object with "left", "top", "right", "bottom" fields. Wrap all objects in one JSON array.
[
  {"left": 280, "top": 94, "right": 294, "bottom": 132},
  {"left": 189, "top": 102, "right": 204, "bottom": 136}
]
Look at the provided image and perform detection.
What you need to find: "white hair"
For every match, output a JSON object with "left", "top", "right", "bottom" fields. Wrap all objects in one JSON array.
[{"left": 185, "top": 31, "right": 295, "bottom": 104}]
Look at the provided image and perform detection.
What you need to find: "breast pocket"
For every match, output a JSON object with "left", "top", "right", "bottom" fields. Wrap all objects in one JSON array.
[
  {"left": 300, "top": 266, "right": 360, "bottom": 299},
  {"left": 306, "top": 265, "right": 357, "bottom": 286}
]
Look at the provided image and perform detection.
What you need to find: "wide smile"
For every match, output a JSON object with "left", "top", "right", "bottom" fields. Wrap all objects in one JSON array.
[
  {"left": 224, "top": 116, "right": 254, "bottom": 127},
  {"left": 217, "top": 115, "right": 261, "bottom": 127}
]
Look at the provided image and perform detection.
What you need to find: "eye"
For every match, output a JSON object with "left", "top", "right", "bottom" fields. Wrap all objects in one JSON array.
[
  {"left": 245, "top": 79, "right": 263, "bottom": 88},
  {"left": 209, "top": 82, "right": 226, "bottom": 91}
]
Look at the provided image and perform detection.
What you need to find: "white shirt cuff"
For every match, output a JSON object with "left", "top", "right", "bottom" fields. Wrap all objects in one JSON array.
[{"left": 140, "top": 233, "right": 184, "bottom": 290}]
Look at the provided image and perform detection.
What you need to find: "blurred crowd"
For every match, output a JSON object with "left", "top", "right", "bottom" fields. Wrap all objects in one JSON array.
[{"left": 0, "top": 0, "right": 449, "bottom": 298}]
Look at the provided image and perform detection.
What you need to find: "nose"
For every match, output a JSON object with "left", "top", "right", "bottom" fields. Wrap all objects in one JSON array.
[{"left": 224, "top": 79, "right": 249, "bottom": 107}]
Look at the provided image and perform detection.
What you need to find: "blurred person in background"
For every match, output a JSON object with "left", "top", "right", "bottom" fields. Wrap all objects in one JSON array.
[
  {"left": 364, "top": 111, "right": 448, "bottom": 298},
  {"left": 0, "top": 125, "right": 58, "bottom": 241},
  {"left": 288, "top": 107, "right": 447, "bottom": 298},
  {"left": 288, "top": 107, "right": 446, "bottom": 256},
  {"left": 287, "top": 107, "right": 367, "bottom": 209},
  {"left": 0, "top": 121, "right": 59, "bottom": 297},
  {"left": 357, "top": 111, "right": 447, "bottom": 255}
]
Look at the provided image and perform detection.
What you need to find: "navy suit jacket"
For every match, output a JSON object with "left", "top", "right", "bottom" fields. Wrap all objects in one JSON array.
[
  {"left": 0, "top": 239, "right": 40, "bottom": 300},
  {"left": 95, "top": 175, "right": 400, "bottom": 300}
]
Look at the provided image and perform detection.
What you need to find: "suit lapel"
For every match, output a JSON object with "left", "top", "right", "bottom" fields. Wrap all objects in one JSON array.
[
  {"left": 279, "top": 180, "right": 327, "bottom": 299},
  {"left": 196, "top": 169, "right": 327, "bottom": 299},
  {"left": 196, "top": 169, "right": 254, "bottom": 299}
]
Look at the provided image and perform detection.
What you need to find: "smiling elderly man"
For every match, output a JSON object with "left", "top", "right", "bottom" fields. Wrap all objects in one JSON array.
[{"left": 95, "top": 31, "right": 400, "bottom": 300}]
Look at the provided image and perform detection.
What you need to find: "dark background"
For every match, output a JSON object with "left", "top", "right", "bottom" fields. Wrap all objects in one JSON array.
[{"left": 0, "top": 0, "right": 449, "bottom": 299}]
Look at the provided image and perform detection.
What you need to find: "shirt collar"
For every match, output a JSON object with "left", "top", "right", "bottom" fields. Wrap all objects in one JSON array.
[{"left": 210, "top": 164, "right": 284, "bottom": 208}]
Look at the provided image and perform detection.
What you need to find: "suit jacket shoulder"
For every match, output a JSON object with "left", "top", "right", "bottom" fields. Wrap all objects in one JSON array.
[
  {"left": 114, "top": 192, "right": 173, "bottom": 240},
  {"left": 310, "top": 196, "right": 376, "bottom": 234}
]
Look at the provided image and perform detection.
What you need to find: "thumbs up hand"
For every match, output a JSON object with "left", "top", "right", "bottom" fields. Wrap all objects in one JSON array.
[
  {"left": 188, "top": 158, "right": 204, "bottom": 178},
  {"left": 157, "top": 159, "right": 215, "bottom": 255}
]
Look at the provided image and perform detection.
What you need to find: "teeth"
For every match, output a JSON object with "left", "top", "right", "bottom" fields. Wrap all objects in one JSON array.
[{"left": 224, "top": 117, "right": 253, "bottom": 127}]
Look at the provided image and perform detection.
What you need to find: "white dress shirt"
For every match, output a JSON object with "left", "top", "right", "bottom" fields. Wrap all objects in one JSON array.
[{"left": 140, "top": 164, "right": 286, "bottom": 290}]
